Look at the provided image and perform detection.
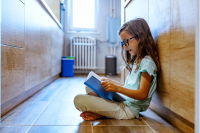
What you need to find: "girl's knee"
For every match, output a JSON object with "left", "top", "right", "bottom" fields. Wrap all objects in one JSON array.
[
  {"left": 74, "top": 94, "right": 90, "bottom": 112},
  {"left": 73, "top": 94, "right": 85, "bottom": 106}
]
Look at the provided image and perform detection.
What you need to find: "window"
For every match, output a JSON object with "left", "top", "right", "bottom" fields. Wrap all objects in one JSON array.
[{"left": 67, "top": 0, "right": 99, "bottom": 33}]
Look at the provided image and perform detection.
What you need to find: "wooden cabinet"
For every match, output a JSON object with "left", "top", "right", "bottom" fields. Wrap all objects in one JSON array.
[
  {"left": 25, "top": 0, "right": 45, "bottom": 91},
  {"left": 25, "top": 0, "right": 63, "bottom": 91},
  {"left": 121, "top": 0, "right": 195, "bottom": 132},
  {"left": 1, "top": 0, "right": 63, "bottom": 114},
  {"left": 1, "top": 45, "right": 25, "bottom": 104},
  {"left": 51, "top": 23, "right": 64, "bottom": 77},
  {"left": 1, "top": 0, "right": 25, "bottom": 105},
  {"left": 1, "top": 0, "right": 25, "bottom": 47}
]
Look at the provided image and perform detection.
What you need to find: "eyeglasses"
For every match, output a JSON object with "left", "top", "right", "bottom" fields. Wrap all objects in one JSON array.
[{"left": 121, "top": 36, "right": 137, "bottom": 47}]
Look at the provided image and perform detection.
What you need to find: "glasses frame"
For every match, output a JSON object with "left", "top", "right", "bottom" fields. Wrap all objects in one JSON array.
[{"left": 121, "top": 36, "right": 137, "bottom": 47}]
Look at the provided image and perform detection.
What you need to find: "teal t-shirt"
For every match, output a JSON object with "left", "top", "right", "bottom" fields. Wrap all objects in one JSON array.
[{"left": 123, "top": 55, "right": 157, "bottom": 118}]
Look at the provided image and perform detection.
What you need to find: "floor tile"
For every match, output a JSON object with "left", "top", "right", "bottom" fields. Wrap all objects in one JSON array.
[
  {"left": 1, "top": 101, "right": 49, "bottom": 126},
  {"left": 0, "top": 126, "right": 31, "bottom": 133},
  {"left": 140, "top": 109, "right": 172, "bottom": 126},
  {"left": 33, "top": 101, "right": 91, "bottom": 126},
  {"left": 1, "top": 76, "right": 184, "bottom": 133},
  {"left": 28, "top": 126, "right": 92, "bottom": 133},
  {"left": 92, "top": 117, "right": 146, "bottom": 126},
  {"left": 93, "top": 126, "right": 155, "bottom": 133},
  {"left": 151, "top": 125, "right": 184, "bottom": 133},
  {"left": 52, "top": 82, "right": 86, "bottom": 102},
  {"left": 27, "top": 78, "right": 68, "bottom": 101}
]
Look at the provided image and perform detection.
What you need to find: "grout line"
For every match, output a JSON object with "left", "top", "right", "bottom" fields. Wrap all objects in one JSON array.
[
  {"left": 26, "top": 78, "right": 69, "bottom": 131},
  {"left": 25, "top": 126, "right": 32, "bottom": 133},
  {"left": 140, "top": 117, "right": 156, "bottom": 133},
  {"left": 1, "top": 125, "right": 152, "bottom": 127},
  {"left": 1, "top": 44, "right": 25, "bottom": 49},
  {"left": 88, "top": 125, "right": 151, "bottom": 127},
  {"left": 91, "top": 122, "right": 94, "bottom": 133}
]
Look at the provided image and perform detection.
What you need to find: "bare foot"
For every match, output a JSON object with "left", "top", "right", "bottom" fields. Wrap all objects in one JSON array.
[{"left": 80, "top": 111, "right": 104, "bottom": 121}]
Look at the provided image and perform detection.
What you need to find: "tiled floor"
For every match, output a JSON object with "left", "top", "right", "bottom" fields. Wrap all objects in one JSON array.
[{"left": 1, "top": 75, "right": 184, "bottom": 133}]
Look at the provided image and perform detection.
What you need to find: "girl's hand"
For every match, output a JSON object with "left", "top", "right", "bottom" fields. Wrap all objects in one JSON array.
[
  {"left": 101, "top": 80, "right": 119, "bottom": 92},
  {"left": 100, "top": 77, "right": 109, "bottom": 81}
]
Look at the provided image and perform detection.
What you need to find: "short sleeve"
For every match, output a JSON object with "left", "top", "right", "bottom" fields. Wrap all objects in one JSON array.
[{"left": 138, "top": 58, "right": 157, "bottom": 76}]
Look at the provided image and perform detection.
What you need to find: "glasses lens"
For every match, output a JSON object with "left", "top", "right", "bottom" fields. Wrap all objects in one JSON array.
[
  {"left": 125, "top": 40, "right": 129, "bottom": 46},
  {"left": 121, "top": 41, "right": 125, "bottom": 46}
]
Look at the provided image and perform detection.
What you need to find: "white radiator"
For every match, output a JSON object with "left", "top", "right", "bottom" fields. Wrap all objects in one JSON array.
[{"left": 70, "top": 37, "right": 96, "bottom": 70}]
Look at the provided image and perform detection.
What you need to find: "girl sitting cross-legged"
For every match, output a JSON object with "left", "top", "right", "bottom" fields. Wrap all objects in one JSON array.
[{"left": 74, "top": 18, "right": 161, "bottom": 121}]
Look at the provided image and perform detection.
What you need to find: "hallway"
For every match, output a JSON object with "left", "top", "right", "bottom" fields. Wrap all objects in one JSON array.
[{"left": 1, "top": 75, "right": 183, "bottom": 133}]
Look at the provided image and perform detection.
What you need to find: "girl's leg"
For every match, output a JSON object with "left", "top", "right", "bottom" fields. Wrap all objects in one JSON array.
[
  {"left": 73, "top": 94, "right": 135, "bottom": 120},
  {"left": 85, "top": 86, "right": 94, "bottom": 94},
  {"left": 85, "top": 86, "right": 99, "bottom": 97}
]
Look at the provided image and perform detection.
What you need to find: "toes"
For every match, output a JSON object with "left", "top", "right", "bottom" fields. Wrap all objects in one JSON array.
[
  {"left": 82, "top": 116, "right": 91, "bottom": 121},
  {"left": 80, "top": 112, "right": 84, "bottom": 117},
  {"left": 84, "top": 117, "right": 89, "bottom": 121}
]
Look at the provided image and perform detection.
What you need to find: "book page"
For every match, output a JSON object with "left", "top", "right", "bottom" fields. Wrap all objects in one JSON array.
[{"left": 86, "top": 71, "right": 102, "bottom": 81}]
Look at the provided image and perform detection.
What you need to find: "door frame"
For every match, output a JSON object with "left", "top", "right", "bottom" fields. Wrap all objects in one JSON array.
[{"left": 195, "top": 0, "right": 200, "bottom": 132}]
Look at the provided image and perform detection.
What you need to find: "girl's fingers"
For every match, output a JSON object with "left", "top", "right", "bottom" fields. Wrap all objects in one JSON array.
[
  {"left": 101, "top": 81, "right": 108, "bottom": 85},
  {"left": 101, "top": 77, "right": 107, "bottom": 81},
  {"left": 104, "top": 87, "right": 108, "bottom": 91},
  {"left": 102, "top": 84, "right": 108, "bottom": 88}
]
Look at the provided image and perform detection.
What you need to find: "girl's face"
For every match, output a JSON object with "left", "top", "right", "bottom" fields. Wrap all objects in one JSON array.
[{"left": 120, "top": 31, "right": 139, "bottom": 56}]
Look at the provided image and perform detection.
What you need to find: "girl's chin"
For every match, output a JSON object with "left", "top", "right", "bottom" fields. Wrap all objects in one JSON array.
[
  {"left": 129, "top": 51, "right": 134, "bottom": 55},
  {"left": 129, "top": 52, "right": 136, "bottom": 56}
]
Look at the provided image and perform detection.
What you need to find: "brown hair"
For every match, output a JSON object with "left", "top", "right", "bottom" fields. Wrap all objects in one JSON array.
[{"left": 118, "top": 18, "right": 160, "bottom": 74}]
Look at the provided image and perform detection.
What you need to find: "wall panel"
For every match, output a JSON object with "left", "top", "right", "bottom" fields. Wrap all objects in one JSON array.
[
  {"left": 125, "top": 0, "right": 148, "bottom": 23},
  {"left": 1, "top": 0, "right": 63, "bottom": 115},
  {"left": 1, "top": 45, "right": 25, "bottom": 104},
  {"left": 44, "top": 0, "right": 60, "bottom": 22},
  {"left": 123, "top": 0, "right": 149, "bottom": 80},
  {"left": 39, "top": 4, "right": 52, "bottom": 83},
  {"left": 25, "top": 0, "right": 42, "bottom": 91},
  {"left": 122, "top": 0, "right": 195, "bottom": 130},
  {"left": 170, "top": 0, "right": 195, "bottom": 123},
  {"left": 1, "top": 0, "right": 24, "bottom": 47},
  {"left": 51, "top": 24, "right": 64, "bottom": 76},
  {"left": 149, "top": 0, "right": 172, "bottom": 109}
]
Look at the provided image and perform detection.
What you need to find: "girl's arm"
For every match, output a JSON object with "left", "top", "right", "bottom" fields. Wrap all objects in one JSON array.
[{"left": 101, "top": 72, "right": 153, "bottom": 101}]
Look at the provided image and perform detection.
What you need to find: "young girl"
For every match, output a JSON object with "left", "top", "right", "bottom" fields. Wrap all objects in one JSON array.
[{"left": 74, "top": 18, "right": 160, "bottom": 121}]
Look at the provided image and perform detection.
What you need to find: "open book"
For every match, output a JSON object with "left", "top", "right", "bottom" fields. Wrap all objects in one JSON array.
[{"left": 84, "top": 71, "right": 126, "bottom": 102}]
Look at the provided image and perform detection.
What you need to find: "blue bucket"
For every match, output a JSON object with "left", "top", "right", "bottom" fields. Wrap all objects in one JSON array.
[{"left": 62, "top": 56, "right": 75, "bottom": 77}]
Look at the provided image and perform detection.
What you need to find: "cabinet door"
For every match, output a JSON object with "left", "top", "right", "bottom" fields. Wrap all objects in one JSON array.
[
  {"left": 1, "top": 45, "right": 25, "bottom": 105},
  {"left": 1, "top": 0, "right": 25, "bottom": 47},
  {"left": 121, "top": 0, "right": 148, "bottom": 83}
]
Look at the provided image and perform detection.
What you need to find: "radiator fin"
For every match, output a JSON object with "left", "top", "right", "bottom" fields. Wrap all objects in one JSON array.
[{"left": 70, "top": 37, "right": 96, "bottom": 70}]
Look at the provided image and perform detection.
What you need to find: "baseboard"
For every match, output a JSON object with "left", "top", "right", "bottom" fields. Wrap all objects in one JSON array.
[
  {"left": 74, "top": 73, "right": 121, "bottom": 77},
  {"left": 149, "top": 99, "right": 194, "bottom": 133},
  {"left": 74, "top": 68, "right": 121, "bottom": 74},
  {"left": 1, "top": 74, "right": 60, "bottom": 116}
]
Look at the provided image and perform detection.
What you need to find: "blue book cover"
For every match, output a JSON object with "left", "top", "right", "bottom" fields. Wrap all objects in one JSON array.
[{"left": 84, "top": 71, "right": 125, "bottom": 102}]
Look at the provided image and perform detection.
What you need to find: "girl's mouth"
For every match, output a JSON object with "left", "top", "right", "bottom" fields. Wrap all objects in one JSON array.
[{"left": 128, "top": 49, "right": 132, "bottom": 52}]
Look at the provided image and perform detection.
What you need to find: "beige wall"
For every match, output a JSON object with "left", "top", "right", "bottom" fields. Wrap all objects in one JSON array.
[
  {"left": 121, "top": 0, "right": 195, "bottom": 132},
  {"left": 1, "top": 0, "right": 63, "bottom": 109},
  {"left": 44, "top": 0, "right": 60, "bottom": 22}
]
